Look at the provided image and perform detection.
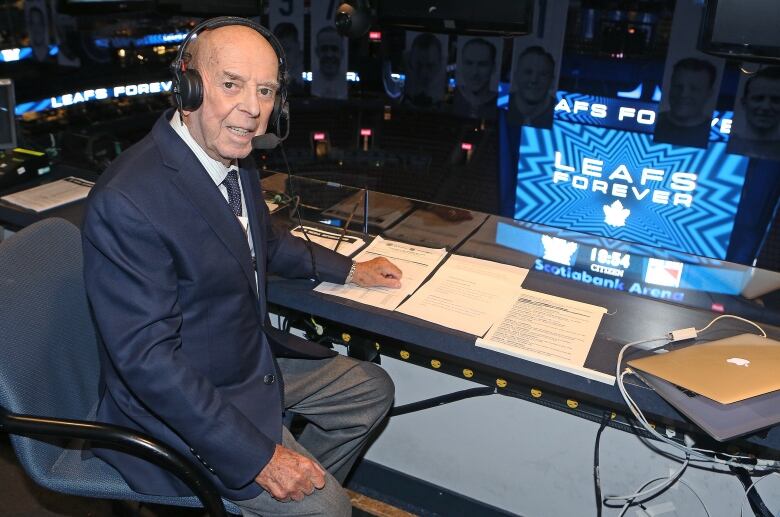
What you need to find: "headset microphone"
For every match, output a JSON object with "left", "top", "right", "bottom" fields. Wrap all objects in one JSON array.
[
  {"left": 252, "top": 133, "right": 282, "bottom": 150},
  {"left": 251, "top": 104, "right": 290, "bottom": 150}
]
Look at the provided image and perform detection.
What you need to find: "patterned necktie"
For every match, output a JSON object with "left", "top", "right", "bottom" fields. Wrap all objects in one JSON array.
[{"left": 222, "top": 168, "right": 242, "bottom": 217}]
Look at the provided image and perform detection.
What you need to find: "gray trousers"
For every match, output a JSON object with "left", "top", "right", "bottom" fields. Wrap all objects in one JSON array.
[{"left": 231, "top": 354, "right": 394, "bottom": 516}]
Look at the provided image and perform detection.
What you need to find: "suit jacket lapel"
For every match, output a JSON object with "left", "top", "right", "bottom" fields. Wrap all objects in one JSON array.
[
  {"left": 171, "top": 152, "right": 258, "bottom": 297},
  {"left": 240, "top": 166, "right": 266, "bottom": 311},
  {"left": 151, "top": 111, "right": 258, "bottom": 301}
]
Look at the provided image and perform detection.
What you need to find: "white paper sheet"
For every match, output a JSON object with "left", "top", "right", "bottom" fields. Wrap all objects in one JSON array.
[
  {"left": 291, "top": 225, "right": 365, "bottom": 256},
  {"left": 396, "top": 255, "right": 528, "bottom": 336},
  {"left": 476, "top": 289, "right": 613, "bottom": 384},
  {"left": 0, "top": 177, "right": 94, "bottom": 212},
  {"left": 314, "top": 236, "right": 447, "bottom": 311}
]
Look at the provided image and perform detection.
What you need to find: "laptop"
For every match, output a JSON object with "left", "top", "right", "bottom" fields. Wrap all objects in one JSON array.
[
  {"left": 627, "top": 333, "right": 780, "bottom": 404},
  {"left": 632, "top": 369, "right": 780, "bottom": 441}
]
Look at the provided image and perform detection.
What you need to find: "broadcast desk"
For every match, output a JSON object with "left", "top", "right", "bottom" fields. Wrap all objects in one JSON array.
[
  {"left": 2, "top": 168, "right": 780, "bottom": 460},
  {"left": 260, "top": 173, "right": 780, "bottom": 459}
]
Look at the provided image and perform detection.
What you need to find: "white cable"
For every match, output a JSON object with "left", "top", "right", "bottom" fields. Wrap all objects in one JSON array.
[
  {"left": 695, "top": 314, "right": 766, "bottom": 338},
  {"left": 615, "top": 475, "right": 712, "bottom": 517},
  {"left": 619, "top": 368, "right": 760, "bottom": 469},
  {"left": 609, "top": 314, "right": 775, "bottom": 516},
  {"left": 605, "top": 454, "right": 689, "bottom": 502},
  {"left": 615, "top": 315, "right": 776, "bottom": 471}
]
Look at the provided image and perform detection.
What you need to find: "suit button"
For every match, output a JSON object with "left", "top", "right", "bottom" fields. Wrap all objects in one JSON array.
[{"left": 263, "top": 374, "right": 276, "bottom": 385}]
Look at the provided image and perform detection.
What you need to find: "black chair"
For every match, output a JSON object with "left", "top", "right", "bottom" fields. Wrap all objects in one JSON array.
[{"left": 0, "top": 217, "right": 240, "bottom": 516}]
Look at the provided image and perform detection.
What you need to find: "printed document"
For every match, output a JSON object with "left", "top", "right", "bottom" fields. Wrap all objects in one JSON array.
[
  {"left": 396, "top": 254, "right": 528, "bottom": 336},
  {"left": 315, "top": 236, "right": 447, "bottom": 311},
  {"left": 291, "top": 225, "right": 365, "bottom": 256},
  {"left": 476, "top": 290, "right": 613, "bottom": 384},
  {"left": 0, "top": 177, "right": 94, "bottom": 212}
]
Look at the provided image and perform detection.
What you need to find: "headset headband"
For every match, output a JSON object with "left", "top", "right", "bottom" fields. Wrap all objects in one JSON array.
[{"left": 173, "top": 16, "right": 287, "bottom": 87}]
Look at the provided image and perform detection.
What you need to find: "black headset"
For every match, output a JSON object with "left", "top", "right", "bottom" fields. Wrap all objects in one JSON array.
[{"left": 171, "top": 16, "right": 290, "bottom": 142}]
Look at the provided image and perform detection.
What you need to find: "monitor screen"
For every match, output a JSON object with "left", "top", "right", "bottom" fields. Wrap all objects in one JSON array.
[
  {"left": 699, "top": 0, "right": 780, "bottom": 63},
  {"left": 710, "top": 0, "right": 779, "bottom": 47},
  {"left": 0, "top": 79, "right": 17, "bottom": 151},
  {"left": 514, "top": 118, "right": 749, "bottom": 260}
]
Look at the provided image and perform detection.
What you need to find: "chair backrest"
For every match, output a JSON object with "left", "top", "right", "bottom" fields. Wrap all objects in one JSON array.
[{"left": 0, "top": 218, "right": 101, "bottom": 478}]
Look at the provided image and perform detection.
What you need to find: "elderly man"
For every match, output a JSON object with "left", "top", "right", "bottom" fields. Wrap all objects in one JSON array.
[{"left": 82, "top": 19, "right": 401, "bottom": 517}]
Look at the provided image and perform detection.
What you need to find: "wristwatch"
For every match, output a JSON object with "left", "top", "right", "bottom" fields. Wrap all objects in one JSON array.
[{"left": 345, "top": 261, "right": 357, "bottom": 284}]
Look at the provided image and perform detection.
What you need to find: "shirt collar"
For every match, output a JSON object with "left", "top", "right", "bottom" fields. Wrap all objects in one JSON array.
[{"left": 169, "top": 110, "right": 238, "bottom": 187}]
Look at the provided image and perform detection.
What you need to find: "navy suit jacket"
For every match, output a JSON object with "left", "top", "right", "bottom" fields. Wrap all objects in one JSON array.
[{"left": 82, "top": 110, "right": 352, "bottom": 500}]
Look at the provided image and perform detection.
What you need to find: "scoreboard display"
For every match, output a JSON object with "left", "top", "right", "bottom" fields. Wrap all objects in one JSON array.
[
  {"left": 495, "top": 221, "right": 752, "bottom": 308},
  {"left": 515, "top": 118, "right": 749, "bottom": 260}
]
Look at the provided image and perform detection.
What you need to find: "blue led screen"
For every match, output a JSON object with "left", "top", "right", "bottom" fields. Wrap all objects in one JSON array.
[{"left": 515, "top": 120, "right": 749, "bottom": 259}]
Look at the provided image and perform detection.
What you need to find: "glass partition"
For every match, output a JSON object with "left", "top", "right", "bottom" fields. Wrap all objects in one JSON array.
[{"left": 262, "top": 172, "right": 780, "bottom": 324}]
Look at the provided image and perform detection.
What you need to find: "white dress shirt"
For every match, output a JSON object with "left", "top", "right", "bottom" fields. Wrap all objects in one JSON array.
[{"left": 170, "top": 111, "right": 258, "bottom": 285}]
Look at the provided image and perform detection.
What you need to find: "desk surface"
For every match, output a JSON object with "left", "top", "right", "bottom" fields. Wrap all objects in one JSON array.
[
  {"left": 3, "top": 167, "right": 780, "bottom": 453},
  {"left": 263, "top": 173, "right": 780, "bottom": 453},
  {"left": 0, "top": 165, "right": 97, "bottom": 230}
]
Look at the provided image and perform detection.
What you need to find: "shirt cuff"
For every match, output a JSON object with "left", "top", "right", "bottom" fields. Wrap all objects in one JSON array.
[{"left": 344, "top": 260, "right": 357, "bottom": 284}]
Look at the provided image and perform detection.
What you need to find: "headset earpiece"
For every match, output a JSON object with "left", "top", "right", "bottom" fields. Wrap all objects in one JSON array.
[{"left": 175, "top": 68, "right": 203, "bottom": 112}]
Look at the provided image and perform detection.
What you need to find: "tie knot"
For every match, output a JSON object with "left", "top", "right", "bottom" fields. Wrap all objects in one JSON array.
[{"left": 223, "top": 169, "right": 242, "bottom": 217}]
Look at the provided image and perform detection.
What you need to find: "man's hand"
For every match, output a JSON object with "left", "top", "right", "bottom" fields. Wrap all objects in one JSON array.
[
  {"left": 255, "top": 444, "right": 326, "bottom": 502},
  {"left": 352, "top": 257, "right": 403, "bottom": 288}
]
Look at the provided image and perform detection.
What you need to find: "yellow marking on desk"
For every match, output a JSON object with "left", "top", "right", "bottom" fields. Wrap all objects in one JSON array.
[
  {"left": 611, "top": 412, "right": 616, "bottom": 420},
  {"left": 566, "top": 399, "right": 578, "bottom": 409},
  {"left": 341, "top": 333, "right": 351, "bottom": 343},
  {"left": 462, "top": 368, "right": 474, "bottom": 379},
  {"left": 374, "top": 342, "right": 380, "bottom": 351},
  {"left": 496, "top": 378, "right": 507, "bottom": 389},
  {"left": 430, "top": 359, "right": 441, "bottom": 369},
  {"left": 13, "top": 147, "right": 45, "bottom": 157},
  {"left": 400, "top": 350, "right": 410, "bottom": 360},
  {"left": 530, "top": 388, "right": 542, "bottom": 398}
]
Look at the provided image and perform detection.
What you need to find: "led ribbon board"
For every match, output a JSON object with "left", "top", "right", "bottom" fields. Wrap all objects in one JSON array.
[
  {"left": 515, "top": 120, "right": 748, "bottom": 259},
  {"left": 553, "top": 91, "right": 733, "bottom": 143}
]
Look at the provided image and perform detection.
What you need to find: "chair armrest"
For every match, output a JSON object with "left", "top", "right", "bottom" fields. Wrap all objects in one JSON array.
[{"left": 0, "top": 410, "right": 228, "bottom": 517}]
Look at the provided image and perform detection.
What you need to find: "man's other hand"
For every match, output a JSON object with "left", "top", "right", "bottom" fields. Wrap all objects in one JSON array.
[
  {"left": 352, "top": 257, "right": 402, "bottom": 288},
  {"left": 255, "top": 444, "right": 326, "bottom": 501}
]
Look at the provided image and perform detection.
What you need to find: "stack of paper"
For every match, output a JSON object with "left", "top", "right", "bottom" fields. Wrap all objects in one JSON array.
[
  {"left": 396, "top": 254, "right": 528, "bottom": 336},
  {"left": 476, "top": 290, "right": 613, "bottom": 384},
  {"left": 0, "top": 177, "right": 94, "bottom": 212},
  {"left": 315, "top": 236, "right": 447, "bottom": 310}
]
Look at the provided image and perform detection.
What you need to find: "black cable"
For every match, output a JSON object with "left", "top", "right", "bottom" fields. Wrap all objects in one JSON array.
[
  {"left": 732, "top": 466, "right": 774, "bottom": 517},
  {"left": 594, "top": 411, "right": 611, "bottom": 517},
  {"left": 279, "top": 144, "right": 320, "bottom": 282},
  {"left": 390, "top": 387, "right": 495, "bottom": 417}
]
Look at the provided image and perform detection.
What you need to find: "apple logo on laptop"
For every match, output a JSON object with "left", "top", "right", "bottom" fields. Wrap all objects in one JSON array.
[{"left": 726, "top": 357, "right": 750, "bottom": 367}]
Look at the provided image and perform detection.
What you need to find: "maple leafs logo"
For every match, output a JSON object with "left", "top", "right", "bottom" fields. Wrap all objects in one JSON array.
[
  {"left": 603, "top": 200, "right": 630, "bottom": 227},
  {"left": 541, "top": 235, "right": 578, "bottom": 266}
]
